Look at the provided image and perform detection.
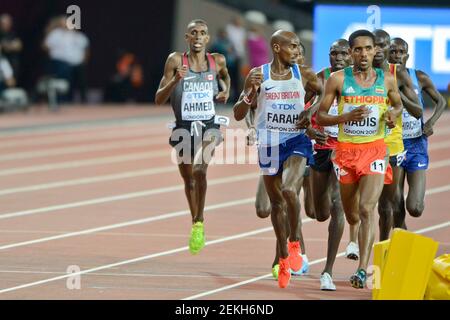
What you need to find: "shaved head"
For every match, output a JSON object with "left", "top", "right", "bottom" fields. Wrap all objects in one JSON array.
[
  {"left": 373, "top": 29, "right": 390, "bottom": 41},
  {"left": 270, "top": 30, "right": 298, "bottom": 47},
  {"left": 330, "top": 39, "right": 349, "bottom": 50},
  {"left": 391, "top": 37, "right": 409, "bottom": 52}
]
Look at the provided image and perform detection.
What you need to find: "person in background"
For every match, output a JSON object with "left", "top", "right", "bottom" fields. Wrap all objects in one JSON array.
[
  {"left": 0, "top": 14, "right": 22, "bottom": 83},
  {"left": 210, "top": 28, "right": 237, "bottom": 101},
  {"left": 43, "top": 16, "right": 89, "bottom": 103},
  {"left": 0, "top": 44, "right": 16, "bottom": 96},
  {"left": 226, "top": 16, "right": 246, "bottom": 102},
  {"left": 104, "top": 51, "right": 143, "bottom": 103},
  {"left": 247, "top": 24, "right": 269, "bottom": 69}
]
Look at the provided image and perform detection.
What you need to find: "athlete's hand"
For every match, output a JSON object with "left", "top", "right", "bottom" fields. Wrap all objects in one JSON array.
[
  {"left": 346, "top": 105, "right": 370, "bottom": 122},
  {"left": 423, "top": 122, "right": 434, "bottom": 137},
  {"left": 384, "top": 110, "right": 397, "bottom": 129},
  {"left": 250, "top": 69, "right": 263, "bottom": 93},
  {"left": 296, "top": 110, "right": 312, "bottom": 129},
  {"left": 175, "top": 65, "right": 188, "bottom": 82},
  {"left": 246, "top": 127, "right": 257, "bottom": 146},
  {"left": 216, "top": 91, "right": 229, "bottom": 104},
  {"left": 306, "top": 127, "right": 328, "bottom": 145}
]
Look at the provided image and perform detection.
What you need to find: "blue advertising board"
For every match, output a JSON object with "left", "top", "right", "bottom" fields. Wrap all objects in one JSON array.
[{"left": 313, "top": 5, "right": 450, "bottom": 90}]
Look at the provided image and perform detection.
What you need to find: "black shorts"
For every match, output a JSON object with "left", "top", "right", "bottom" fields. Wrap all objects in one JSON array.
[
  {"left": 169, "top": 119, "right": 222, "bottom": 162},
  {"left": 310, "top": 149, "right": 333, "bottom": 172}
]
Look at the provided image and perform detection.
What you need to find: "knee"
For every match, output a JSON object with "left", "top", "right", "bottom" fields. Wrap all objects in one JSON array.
[
  {"left": 407, "top": 203, "right": 424, "bottom": 218},
  {"left": 193, "top": 168, "right": 207, "bottom": 181},
  {"left": 316, "top": 212, "right": 330, "bottom": 222},
  {"left": 346, "top": 214, "right": 360, "bottom": 226},
  {"left": 314, "top": 203, "right": 329, "bottom": 222},
  {"left": 270, "top": 200, "right": 284, "bottom": 214},
  {"left": 281, "top": 186, "right": 297, "bottom": 202},
  {"left": 255, "top": 204, "right": 271, "bottom": 219},
  {"left": 359, "top": 203, "right": 375, "bottom": 220}
]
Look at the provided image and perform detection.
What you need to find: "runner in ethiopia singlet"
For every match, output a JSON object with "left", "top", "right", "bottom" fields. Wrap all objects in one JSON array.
[
  {"left": 255, "top": 62, "right": 314, "bottom": 175},
  {"left": 334, "top": 66, "right": 392, "bottom": 184},
  {"left": 169, "top": 52, "right": 221, "bottom": 156}
]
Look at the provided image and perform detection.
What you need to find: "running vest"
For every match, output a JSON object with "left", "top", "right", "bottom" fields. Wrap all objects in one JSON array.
[
  {"left": 170, "top": 52, "right": 219, "bottom": 123},
  {"left": 402, "top": 68, "right": 424, "bottom": 139},
  {"left": 384, "top": 63, "right": 404, "bottom": 155},
  {"left": 337, "top": 66, "right": 389, "bottom": 144},
  {"left": 322, "top": 67, "right": 339, "bottom": 138},
  {"left": 256, "top": 63, "right": 306, "bottom": 146}
]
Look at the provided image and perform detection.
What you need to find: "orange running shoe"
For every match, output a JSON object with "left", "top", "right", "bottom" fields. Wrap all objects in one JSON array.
[
  {"left": 278, "top": 257, "right": 291, "bottom": 289},
  {"left": 287, "top": 241, "right": 303, "bottom": 272}
]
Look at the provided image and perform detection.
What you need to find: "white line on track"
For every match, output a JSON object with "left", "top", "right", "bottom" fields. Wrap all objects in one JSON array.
[
  {"left": 0, "top": 197, "right": 255, "bottom": 250},
  {"left": 0, "top": 152, "right": 158, "bottom": 177},
  {"left": 0, "top": 153, "right": 447, "bottom": 197},
  {"left": 182, "top": 221, "right": 450, "bottom": 300},
  {"left": 0, "top": 173, "right": 258, "bottom": 220},
  {"left": 0, "top": 127, "right": 164, "bottom": 149},
  {"left": 0, "top": 219, "right": 448, "bottom": 295},
  {"left": 0, "top": 138, "right": 158, "bottom": 162},
  {"left": 0, "top": 166, "right": 177, "bottom": 196}
]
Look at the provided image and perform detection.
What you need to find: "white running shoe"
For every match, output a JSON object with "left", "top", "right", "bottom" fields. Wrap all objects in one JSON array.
[
  {"left": 345, "top": 242, "right": 359, "bottom": 260},
  {"left": 320, "top": 272, "right": 336, "bottom": 291}
]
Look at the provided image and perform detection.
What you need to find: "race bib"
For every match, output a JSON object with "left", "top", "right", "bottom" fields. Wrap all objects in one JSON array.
[
  {"left": 324, "top": 101, "right": 339, "bottom": 137},
  {"left": 343, "top": 104, "right": 380, "bottom": 136},
  {"left": 370, "top": 159, "right": 386, "bottom": 174},
  {"left": 396, "top": 150, "right": 407, "bottom": 166},
  {"left": 181, "top": 84, "right": 215, "bottom": 121},
  {"left": 265, "top": 102, "right": 302, "bottom": 133},
  {"left": 402, "top": 109, "right": 422, "bottom": 139}
]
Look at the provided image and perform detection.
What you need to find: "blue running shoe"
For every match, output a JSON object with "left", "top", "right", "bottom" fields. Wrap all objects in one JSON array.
[{"left": 291, "top": 254, "right": 309, "bottom": 276}]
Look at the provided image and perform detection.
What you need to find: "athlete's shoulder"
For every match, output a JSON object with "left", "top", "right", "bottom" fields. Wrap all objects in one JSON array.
[
  {"left": 299, "top": 64, "right": 317, "bottom": 79},
  {"left": 166, "top": 52, "right": 183, "bottom": 63},
  {"left": 415, "top": 69, "right": 430, "bottom": 80},
  {"left": 210, "top": 52, "right": 226, "bottom": 64}
]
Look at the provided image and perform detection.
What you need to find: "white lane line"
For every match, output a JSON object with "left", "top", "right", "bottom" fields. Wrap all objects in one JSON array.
[
  {"left": 0, "top": 173, "right": 258, "bottom": 220},
  {"left": 0, "top": 166, "right": 177, "bottom": 196},
  {"left": 182, "top": 221, "right": 450, "bottom": 300},
  {"left": 0, "top": 127, "right": 163, "bottom": 149},
  {"left": 0, "top": 197, "right": 255, "bottom": 250},
  {"left": 0, "top": 223, "right": 283, "bottom": 294},
  {"left": 0, "top": 116, "right": 166, "bottom": 138},
  {"left": 0, "top": 153, "right": 447, "bottom": 197},
  {"left": 428, "top": 140, "right": 450, "bottom": 151},
  {"left": 0, "top": 176, "right": 449, "bottom": 252},
  {"left": 0, "top": 218, "right": 448, "bottom": 295},
  {"left": 0, "top": 152, "right": 158, "bottom": 177},
  {"left": 0, "top": 138, "right": 158, "bottom": 162}
]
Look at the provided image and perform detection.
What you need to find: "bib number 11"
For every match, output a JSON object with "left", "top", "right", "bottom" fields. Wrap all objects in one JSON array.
[{"left": 370, "top": 159, "right": 386, "bottom": 174}]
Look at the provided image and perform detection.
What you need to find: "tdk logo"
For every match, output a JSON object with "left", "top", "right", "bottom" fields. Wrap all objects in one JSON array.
[
  {"left": 187, "top": 92, "right": 210, "bottom": 99},
  {"left": 271, "top": 103, "right": 296, "bottom": 110}
]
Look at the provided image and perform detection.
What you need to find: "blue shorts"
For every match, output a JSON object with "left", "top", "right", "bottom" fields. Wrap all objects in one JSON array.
[
  {"left": 258, "top": 134, "right": 314, "bottom": 176},
  {"left": 401, "top": 135, "right": 429, "bottom": 172}
]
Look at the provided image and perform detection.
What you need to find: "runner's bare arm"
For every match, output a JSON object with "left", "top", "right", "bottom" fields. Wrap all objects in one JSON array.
[
  {"left": 155, "top": 52, "right": 186, "bottom": 105},
  {"left": 233, "top": 67, "right": 262, "bottom": 121},
  {"left": 212, "top": 53, "right": 231, "bottom": 104},
  {"left": 301, "top": 66, "right": 323, "bottom": 117},
  {"left": 397, "top": 68, "right": 423, "bottom": 119},
  {"left": 417, "top": 70, "right": 447, "bottom": 136},
  {"left": 385, "top": 72, "right": 403, "bottom": 128}
]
